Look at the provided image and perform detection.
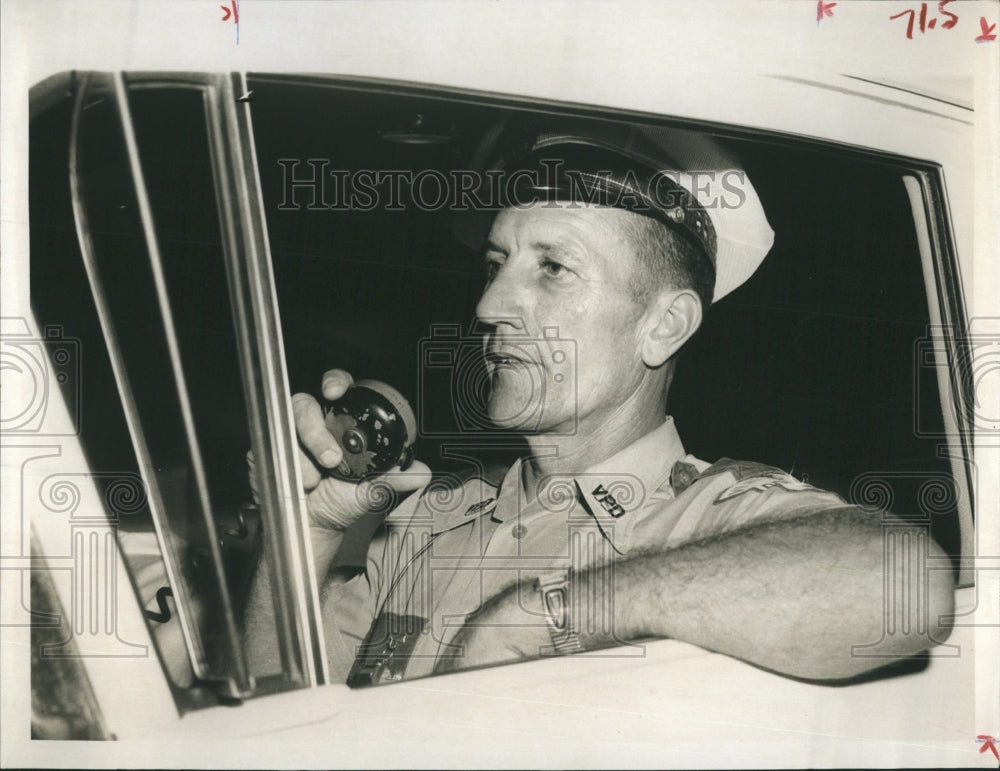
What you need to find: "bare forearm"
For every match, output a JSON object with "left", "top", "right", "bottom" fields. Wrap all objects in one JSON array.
[
  {"left": 242, "top": 527, "right": 345, "bottom": 673},
  {"left": 587, "top": 507, "right": 955, "bottom": 680}
]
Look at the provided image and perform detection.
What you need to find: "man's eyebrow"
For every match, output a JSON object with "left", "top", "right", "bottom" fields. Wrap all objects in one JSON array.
[
  {"left": 532, "top": 241, "right": 579, "bottom": 260},
  {"left": 482, "top": 239, "right": 580, "bottom": 259}
]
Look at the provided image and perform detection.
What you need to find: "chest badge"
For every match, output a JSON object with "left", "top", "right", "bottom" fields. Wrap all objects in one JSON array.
[{"left": 465, "top": 497, "right": 496, "bottom": 517}]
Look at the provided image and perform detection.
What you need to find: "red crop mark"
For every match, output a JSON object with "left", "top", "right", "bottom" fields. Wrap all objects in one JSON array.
[
  {"left": 978, "top": 735, "right": 1000, "bottom": 762},
  {"left": 221, "top": 0, "right": 238, "bottom": 23},
  {"left": 816, "top": 1, "right": 836, "bottom": 23},
  {"left": 975, "top": 17, "right": 997, "bottom": 42}
]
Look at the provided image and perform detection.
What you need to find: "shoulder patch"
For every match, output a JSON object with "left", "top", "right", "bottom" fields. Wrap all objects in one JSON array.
[
  {"left": 715, "top": 470, "right": 817, "bottom": 503},
  {"left": 698, "top": 458, "right": 790, "bottom": 482},
  {"left": 670, "top": 457, "right": 783, "bottom": 495},
  {"left": 686, "top": 458, "right": 818, "bottom": 503}
]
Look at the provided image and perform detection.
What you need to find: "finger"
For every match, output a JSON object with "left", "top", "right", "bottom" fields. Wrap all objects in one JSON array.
[
  {"left": 321, "top": 369, "right": 354, "bottom": 402},
  {"left": 307, "top": 461, "right": 434, "bottom": 527},
  {"left": 297, "top": 447, "right": 322, "bottom": 491},
  {"left": 292, "top": 392, "right": 343, "bottom": 469},
  {"left": 369, "top": 460, "right": 434, "bottom": 494}
]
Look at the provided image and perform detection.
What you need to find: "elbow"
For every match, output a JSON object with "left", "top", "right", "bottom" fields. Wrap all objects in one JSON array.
[
  {"left": 924, "top": 539, "right": 956, "bottom": 646},
  {"left": 774, "top": 527, "right": 957, "bottom": 683},
  {"left": 887, "top": 533, "right": 956, "bottom": 655},
  {"left": 809, "top": 533, "right": 957, "bottom": 682}
]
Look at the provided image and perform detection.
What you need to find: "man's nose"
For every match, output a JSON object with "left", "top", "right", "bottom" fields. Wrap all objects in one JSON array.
[{"left": 474, "top": 264, "right": 528, "bottom": 333}]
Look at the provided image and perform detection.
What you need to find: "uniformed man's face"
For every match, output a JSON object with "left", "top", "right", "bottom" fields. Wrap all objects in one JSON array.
[{"left": 476, "top": 204, "right": 651, "bottom": 435}]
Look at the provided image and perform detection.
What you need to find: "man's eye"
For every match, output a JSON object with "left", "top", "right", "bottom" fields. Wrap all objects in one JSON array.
[
  {"left": 541, "top": 260, "right": 567, "bottom": 278},
  {"left": 485, "top": 259, "right": 501, "bottom": 280}
]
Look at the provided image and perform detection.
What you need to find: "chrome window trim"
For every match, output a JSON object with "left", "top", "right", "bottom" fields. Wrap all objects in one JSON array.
[
  {"left": 68, "top": 70, "right": 329, "bottom": 699},
  {"left": 903, "top": 171, "right": 975, "bottom": 586},
  {"left": 203, "top": 71, "right": 328, "bottom": 687},
  {"left": 68, "top": 72, "right": 251, "bottom": 697}
]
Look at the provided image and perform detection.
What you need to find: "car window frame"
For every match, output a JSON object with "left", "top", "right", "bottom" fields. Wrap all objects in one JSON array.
[
  {"left": 49, "top": 70, "right": 976, "bottom": 707},
  {"left": 66, "top": 70, "right": 330, "bottom": 702},
  {"left": 245, "top": 71, "right": 975, "bottom": 581}
]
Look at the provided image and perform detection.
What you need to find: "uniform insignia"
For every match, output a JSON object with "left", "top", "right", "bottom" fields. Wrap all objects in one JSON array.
[
  {"left": 465, "top": 497, "right": 496, "bottom": 517},
  {"left": 591, "top": 484, "right": 626, "bottom": 518},
  {"left": 699, "top": 458, "right": 789, "bottom": 482},
  {"left": 670, "top": 460, "right": 702, "bottom": 495},
  {"left": 347, "top": 612, "right": 428, "bottom": 687},
  {"left": 715, "top": 471, "right": 817, "bottom": 502}
]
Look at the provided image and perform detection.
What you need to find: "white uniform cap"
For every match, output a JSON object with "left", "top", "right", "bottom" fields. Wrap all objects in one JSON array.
[{"left": 463, "top": 119, "right": 775, "bottom": 303}]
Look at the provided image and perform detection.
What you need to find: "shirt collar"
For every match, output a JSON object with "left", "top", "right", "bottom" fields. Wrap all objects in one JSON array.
[{"left": 491, "top": 417, "right": 688, "bottom": 552}]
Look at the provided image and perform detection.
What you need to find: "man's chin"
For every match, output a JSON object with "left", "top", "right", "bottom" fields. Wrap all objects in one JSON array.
[
  {"left": 485, "top": 393, "right": 543, "bottom": 433},
  {"left": 485, "top": 397, "right": 579, "bottom": 436}
]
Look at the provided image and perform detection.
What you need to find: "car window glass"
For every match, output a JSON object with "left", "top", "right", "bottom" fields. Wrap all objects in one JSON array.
[{"left": 31, "top": 75, "right": 292, "bottom": 709}]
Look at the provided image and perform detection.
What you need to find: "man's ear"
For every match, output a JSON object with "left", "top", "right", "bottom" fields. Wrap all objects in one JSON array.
[{"left": 639, "top": 287, "right": 703, "bottom": 368}]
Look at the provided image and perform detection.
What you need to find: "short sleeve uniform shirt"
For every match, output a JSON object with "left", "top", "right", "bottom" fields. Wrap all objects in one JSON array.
[{"left": 322, "top": 418, "right": 846, "bottom": 683}]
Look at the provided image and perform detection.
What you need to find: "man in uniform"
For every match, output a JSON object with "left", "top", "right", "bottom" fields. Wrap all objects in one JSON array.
[{"left": 244, "top": 122, "right": 955, "bottom": 685}]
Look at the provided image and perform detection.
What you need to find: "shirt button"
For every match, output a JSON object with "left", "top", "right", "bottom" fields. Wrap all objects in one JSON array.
[{"left": 511, "top": 524, "right": 527, "bottom": 539}]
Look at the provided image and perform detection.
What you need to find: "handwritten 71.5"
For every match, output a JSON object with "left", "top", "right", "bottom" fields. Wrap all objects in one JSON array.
[{"left": 889, "top": 1, "right": 959, "bottom": 39}]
